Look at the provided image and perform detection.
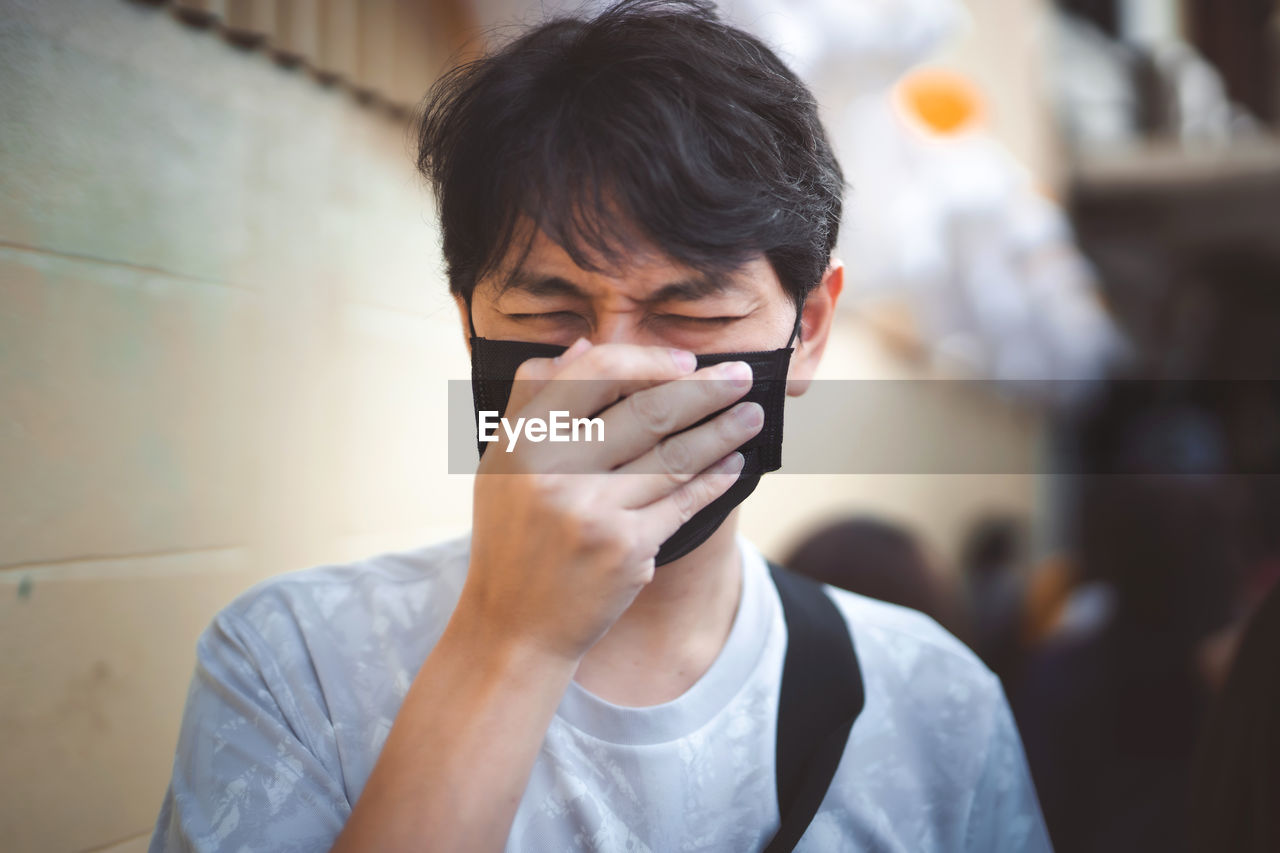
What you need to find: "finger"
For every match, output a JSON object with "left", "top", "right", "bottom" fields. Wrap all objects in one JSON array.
[
  {"left": 589, "top": 360, "right": 754, "bottom": 470},
  {"left": 632, "top": 452, "right": 746, "bottom": 555},
  {"left": 525, "top": 343, "right": 698, "bottom": 421},
  {"left": 554, "top": 336, "right": 594, "bottom": 369},
  {"left": 505, "top": 338, "right": 593, "bottom": 413},
  {"left": 612, "top": 401, "right": 763, "bottom": 508}
]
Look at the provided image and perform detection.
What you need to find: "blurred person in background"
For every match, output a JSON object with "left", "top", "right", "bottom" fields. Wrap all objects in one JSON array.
[
  {"left": 1014, "top": 217, "right": 1280, "bottom": 851},
  {"left": 782, "top": 515, "right": 951, "bottom": 625},
  {"left": 1014, "top": 464, "right": 1241, "bottom": 853},
  {"left": 1174, "top": 245, "right": 1280, "bottom": 615},
  {"left": 960, "top": 515, "right": 1031, "bottom": 689},
  {"left": 1190, "top": 574, "right": 1280, "bottom": 853}
]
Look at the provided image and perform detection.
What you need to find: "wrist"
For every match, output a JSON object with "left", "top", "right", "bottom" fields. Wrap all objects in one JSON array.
[{"left": 443, "top": 592, "right": 582, "bottom": 688}]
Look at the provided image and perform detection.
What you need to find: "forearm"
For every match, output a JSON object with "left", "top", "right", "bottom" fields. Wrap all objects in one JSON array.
[{"left": 330, "top": 601, "right": 577, "bottom": 853}]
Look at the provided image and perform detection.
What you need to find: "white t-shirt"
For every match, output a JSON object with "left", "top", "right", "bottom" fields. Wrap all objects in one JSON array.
[{"left": 150, "top": 535, "right": 1052, "bottom": 852}]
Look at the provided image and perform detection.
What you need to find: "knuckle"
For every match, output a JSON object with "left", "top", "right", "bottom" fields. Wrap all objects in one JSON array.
[
  {"left": 580, "top": 346, "right": 617, "bottom": 375},
  {"left": 528, "top": 471, "right": 569, "bottom": 501},
  {"left": 579, "top": 514, "right": 633, "bottom": 554},
  {"left": 575, "top": 513, "right": 609, "bottom": 545},
  {"left": 672, "top": 479, "right": 703, "bottom": 524},
  {"left": 537, "top": 453, "right": 574, "bottom": 476},
  {"left": 707, "top": 376, "right": 741, "bottom": 405},
  {"left": 716, "top": 406, "right": 746, "bottom": 442},
  {"left": 654, "top": 436, "right": 695, "bottom": 483},
  {"left": 628, "top": 389, "right": 675, "bottom": 436},
  {"left": 613, "top": 524, "right": 641, "bottom": 558}
]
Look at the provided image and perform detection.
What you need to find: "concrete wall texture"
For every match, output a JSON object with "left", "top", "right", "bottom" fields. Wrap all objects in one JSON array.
[{"left": 0, "top": 2, "right": 1038, "bottom": 851}]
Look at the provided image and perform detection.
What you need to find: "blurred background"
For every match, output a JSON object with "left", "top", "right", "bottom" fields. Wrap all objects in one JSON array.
[{"left": 1, "top": 1, "right": 1277, "bottom": 851}]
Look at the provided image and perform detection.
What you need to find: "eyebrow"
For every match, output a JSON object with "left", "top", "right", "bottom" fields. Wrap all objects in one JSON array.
[{"left": 498, "top": 269, "right": 743, "bottom": 304}]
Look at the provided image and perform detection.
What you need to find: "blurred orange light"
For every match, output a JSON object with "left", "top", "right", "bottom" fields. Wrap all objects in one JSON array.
[{"left": 895, "top": 68, "right": 984, "bottom": 136}]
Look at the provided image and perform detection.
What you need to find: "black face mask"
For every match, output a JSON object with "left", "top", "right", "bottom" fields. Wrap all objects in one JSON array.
[{"left": 468, "top": 305, "right": 801, "bottom": 566}]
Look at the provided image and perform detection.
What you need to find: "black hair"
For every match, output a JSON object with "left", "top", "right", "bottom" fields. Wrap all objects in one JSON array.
[
  {"left": 783, "top": 517, "right": 943, "bottom": 621},
  {"left": 1073, "top": 473, "right": 1240, "bottom": 648},
  {"left": 415, "top": 0, "right": 843, "bottom": 305},
  {"left": 961, "top": 515, "right": 1025, "bottom": 578}
]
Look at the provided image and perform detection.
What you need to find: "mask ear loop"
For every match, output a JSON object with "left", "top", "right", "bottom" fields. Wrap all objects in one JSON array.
[
  {"left": 785, "top": 295, "right": 806, "bottom": 349},
  {"left": 466, "top": 294, "right": 479, "bottom": 340}
]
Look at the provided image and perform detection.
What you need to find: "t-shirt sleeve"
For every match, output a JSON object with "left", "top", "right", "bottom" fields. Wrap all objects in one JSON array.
[
  {"left": 962, "top": 681, "right": 1055, "bottom": 853},
  {"left": 149, "top": 607, "right": 351, "bottom": 853}
]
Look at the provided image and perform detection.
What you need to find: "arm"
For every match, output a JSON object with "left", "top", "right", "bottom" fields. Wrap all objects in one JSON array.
[
  {"left": 328, "top": 598, "right": 575, "bottom": 853},
  {"left": 330, "top": 340, "right": 760, "bottom": 851}
]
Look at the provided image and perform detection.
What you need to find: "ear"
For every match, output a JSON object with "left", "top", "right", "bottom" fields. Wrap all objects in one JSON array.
[
  {"left": 454, "top": 293, "right": 472, "bottom": 355},
  {"left": 786, "top": 259, "right": 844, "bottom": 396}
]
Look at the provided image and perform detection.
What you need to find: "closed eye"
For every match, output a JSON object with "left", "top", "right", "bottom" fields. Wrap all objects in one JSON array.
[
  {"left": 502, "top": 311, "right": 745, "bottom": 327},
  {"left": 504, "top": 311, "right": 583, "bottom": 322},
  {"left": 652, "top": 314, "right": 744, "bottom": 326}
]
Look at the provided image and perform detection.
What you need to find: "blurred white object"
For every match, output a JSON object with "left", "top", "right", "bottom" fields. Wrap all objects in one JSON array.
[
  {"left": 865, "top": 112, "right": 1125, "bottom": 392},
  {"left": 1153, "top": 41, "right": 1260, "bottom": 145},
  {"left": 724, "top": 0, "right": 967, "bottom": 92},
  {"left": 1117, "top": 0, "right": 1182, "bottom": 49},
  {"left": 1049, "top": 10, "right": 1142, "bottom": 151},
  {"left": 1054, "top": 580, "right": 1117, "bottom": 641},
  {"left": 730, "top": 0, "right": 1124, "bottom": 391},
  {"left": 1049, "top": 7, "right": 1259, "bottom": 150}
]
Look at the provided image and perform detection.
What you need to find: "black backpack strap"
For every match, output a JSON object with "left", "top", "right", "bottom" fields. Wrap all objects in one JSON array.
[{"left": 764, "top": 561, "right": 865, "bottom": 853}]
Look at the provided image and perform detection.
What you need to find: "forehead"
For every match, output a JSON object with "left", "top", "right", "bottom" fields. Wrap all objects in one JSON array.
[{"left": 479, "top": 224, "right": 783, "bottom": 304}]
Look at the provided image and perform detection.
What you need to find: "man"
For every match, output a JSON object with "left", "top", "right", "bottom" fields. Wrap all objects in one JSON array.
[{"left": 151, "top": 2, "right": 1051, "bottom": 850}]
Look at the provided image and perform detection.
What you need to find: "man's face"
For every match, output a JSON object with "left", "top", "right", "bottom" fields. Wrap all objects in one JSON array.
[
  {"left": 469, "top": 227, "right": 795, "bottom": 351},
  {"left": 460, "top": 225, "right": 841, "bottom": 392}
]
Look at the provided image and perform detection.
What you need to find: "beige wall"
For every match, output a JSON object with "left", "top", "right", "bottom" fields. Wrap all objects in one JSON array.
[
  {"left": 942, "top": 0, "right": 1062, "bottom": 188},
  {"left": 1, "top": 2, "right": 470, "bottom": 850},
  {"left": 0, "top": 2, "right": 1039, "bottom": 851}
]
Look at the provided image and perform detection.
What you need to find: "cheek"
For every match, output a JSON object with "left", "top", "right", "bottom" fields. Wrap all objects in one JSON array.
[{"left": 725, "top": 306, "right": 800, "bottom": 352}]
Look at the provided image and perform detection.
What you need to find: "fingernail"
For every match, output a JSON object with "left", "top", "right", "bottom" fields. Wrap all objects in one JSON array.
[
  {"left": 733, "top": 402, "right": 764, "bottom": 429},
  {"left": 716, "top": 452, "right": 745, "bottom": 474},
  {"left": 670, "top": 349, "right": 697, "bottom": 372},
  {"left": 717, "top": 360, "right": 752, "bottom": 388}
]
